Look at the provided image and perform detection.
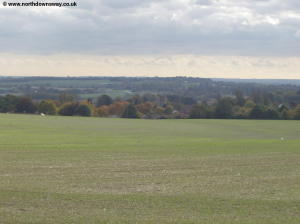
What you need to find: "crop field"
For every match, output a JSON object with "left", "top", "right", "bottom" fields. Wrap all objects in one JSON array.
[{"left": 0, "top": 114, "right": 300, "bottom": 223}]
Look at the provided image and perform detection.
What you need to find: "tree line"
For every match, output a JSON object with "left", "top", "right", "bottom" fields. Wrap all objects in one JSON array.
[{"left": 1, "top": 92, "right": 300, "bottom": 120}]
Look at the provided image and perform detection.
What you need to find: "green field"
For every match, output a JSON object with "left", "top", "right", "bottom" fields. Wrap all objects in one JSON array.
[{"left": 0, "top": 114, "right": 300, "bottom": 223}]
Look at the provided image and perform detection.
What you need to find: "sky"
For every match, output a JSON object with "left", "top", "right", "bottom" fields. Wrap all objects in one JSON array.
[{"left": 0, "top": 0, "right": 300, "bottom": 78}]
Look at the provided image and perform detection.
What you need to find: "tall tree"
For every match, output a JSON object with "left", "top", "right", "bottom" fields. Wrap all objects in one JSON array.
[
  {"left": 15, "top": 97, "right": 37, "bottom": 114},
  {"left": 96, "top": 95, "right": 113, "bottom": 107},
  {"left": 234, "top": 90, "right": 246, "bottom": 106}
]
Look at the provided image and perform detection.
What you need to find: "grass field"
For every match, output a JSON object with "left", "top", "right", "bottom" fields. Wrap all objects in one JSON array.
[{"left": 0, "top": 114, "right": 300, "bottom": 223}]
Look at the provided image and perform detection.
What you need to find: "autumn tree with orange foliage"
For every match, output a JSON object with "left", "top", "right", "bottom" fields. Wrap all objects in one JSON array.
[{"left": 96, "top": 101, "right": 129, "bottom": 117}]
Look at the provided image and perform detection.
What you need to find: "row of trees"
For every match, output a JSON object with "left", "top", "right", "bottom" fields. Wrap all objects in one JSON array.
[
  {"left": 190, "top": 98, "right": 300, "bottom": 120},
  {"left": 0, "top": 94, "right": 139, "bottom": 118},
  {"left": 1, "top": 93, "right": 300, "bottom": 120},
  {"left": 0, "top": 95, "right": 91, "bottom": 117}
]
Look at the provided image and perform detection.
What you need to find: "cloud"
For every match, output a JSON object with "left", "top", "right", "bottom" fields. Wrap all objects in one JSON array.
[
  {"left": 0, "top": 0, "right": 300, "bottom": 56},
  {"left": 100, "top": 0, "right": 153, "bottom": 9}
]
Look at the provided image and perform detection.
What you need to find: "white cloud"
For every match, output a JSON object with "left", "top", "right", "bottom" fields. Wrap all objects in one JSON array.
[
  {"left": 0, "top": 0, "right": 299, "bottom": 56},
  {"left": 295, "top": 30, "right": 300, "bottom": 38}
]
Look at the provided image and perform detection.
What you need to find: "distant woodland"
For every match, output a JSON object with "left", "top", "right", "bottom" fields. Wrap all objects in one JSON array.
[{"left": 0, "top": 76, "right": 300, "bottom": 119}]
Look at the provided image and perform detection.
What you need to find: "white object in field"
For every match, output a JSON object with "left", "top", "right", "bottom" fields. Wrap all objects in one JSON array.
[
  {"left": 40, "top": 113, "right": 45, "bottom": 116},
  {"left": 281, "top": 137, "right": 284, "bottom": 141}
]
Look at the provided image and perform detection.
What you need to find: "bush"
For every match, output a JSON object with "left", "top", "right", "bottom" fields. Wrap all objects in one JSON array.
[
  {"left": 76, "top": 104, "right": 92, "bottom": 116},
  {"left": 122, "top": 104, "right": 139, "bottom": 118},
  {"left": 96, "top": 106, "right": 109, "bottom": 117},
  {"left": 38, "top": 100, "right": 56, "bottom": 115},
  {"left": 190, "top": 104, "right": 210, "bottom": 119},
  {"left": 249, "top": 105, "right": 265, "bottom": 119},
  {"left": 58, "top": 102, "right": 92, "bottom": 117},
  {"left": 293, "top": 105, "right": 300, "bottom": 120},
  {"left": 263, "top": 108, "right": 279, "bottom": 120}
]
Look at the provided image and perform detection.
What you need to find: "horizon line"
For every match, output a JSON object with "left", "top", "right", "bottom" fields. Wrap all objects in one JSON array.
[{"left": 1, "top": 75, "right": 300, "bottom": 81}]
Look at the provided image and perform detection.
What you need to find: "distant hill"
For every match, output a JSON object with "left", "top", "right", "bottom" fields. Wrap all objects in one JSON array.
[
  {"left": 213, "top": 78, "right": 300, "bottom": 86},
  {"left": 0, "top": 76, "right": 299, "bottom": 103}
]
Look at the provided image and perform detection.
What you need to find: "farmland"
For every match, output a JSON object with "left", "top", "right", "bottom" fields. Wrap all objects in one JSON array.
[{"left": 0, "top": 114, "right": 300, "bottom": 223}]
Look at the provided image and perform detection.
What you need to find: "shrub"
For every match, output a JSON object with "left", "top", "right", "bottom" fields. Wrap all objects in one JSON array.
[
  {"left": 122, "top": 104, "right": 139, "bottom": 118},
  {"left": 76, "top": 104, "right": 92, "bottom": 116},
  {"left": 190, "top": 104, "right": 210, "bottom": 119},
  {"left": 293, "top": 105, "right": 300, "bottom": 120},
  {"left": 38, "top": 100, "right": 56, "bottom": 115},
  {"left": 58, "top": 102, "right": 92, "bottom": 117},
  {"left": 249, "top": 105, "right": 265, "bottom": 119}
]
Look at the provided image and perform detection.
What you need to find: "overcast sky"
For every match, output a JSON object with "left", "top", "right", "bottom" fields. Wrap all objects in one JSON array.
[{"left": 1, "top": 0, "right": 300, "bottom": 78}]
